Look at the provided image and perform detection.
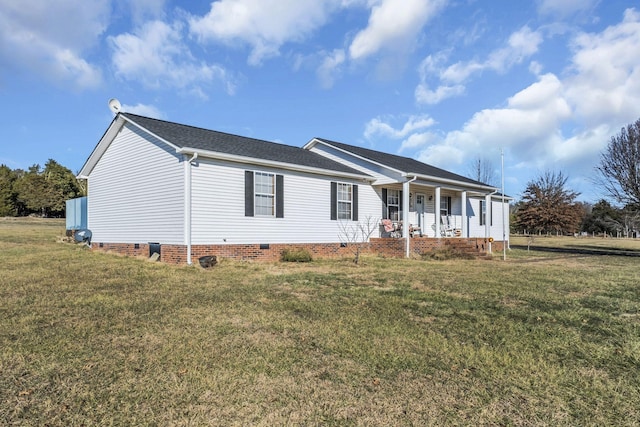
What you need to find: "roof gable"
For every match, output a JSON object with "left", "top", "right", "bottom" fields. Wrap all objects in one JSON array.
[
  {"left": 122, "top": 114, "right": 368, "bottom": 177},
  {"left": 311, "top": 138, "right": 494, "bottom": 189},
  {"left": 80, "top": 113, "right": 371, "bottom": 179}
]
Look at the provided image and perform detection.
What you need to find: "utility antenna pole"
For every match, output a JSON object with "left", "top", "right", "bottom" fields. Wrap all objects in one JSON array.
[{"left": 501, "top": 148, "right": 506, "bottom": 261}]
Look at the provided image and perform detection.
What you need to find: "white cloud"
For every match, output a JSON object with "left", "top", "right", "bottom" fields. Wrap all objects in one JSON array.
[
  {"left": 409, "top": 8, "right": 640, "bottom": 199},
  {"left": 317, "top": 49, "right": 346, "bottom": 89},
  {"left": 120, "top": 102, "right": 165, "bottom": 119},
  {"left": 415, "top": 83, "right": 465, "bottom": 105},
  {"left": 399, "top": 131, "right": 440, "bottom": 152},
  {"left": 349, "top": 0, "right": 446, "bottom": 60},
  {"left": 109, "top": 20, "right": 235, "bottom": 97},
  {"left": 416, "top": 26, "right": 543, "bottom": 105},
  {"left": 0, "top": 0, "right": 108, "bottom": 88},
  {"left": 442, "top": 26, "right": 543, "bottom": 84},
  {"left": 189, "top": 0, "right": 341, "bottom": 66},
  {"left": 419, "top": 73, "right": 572, "bottom": 169},
  {"left": 537, "top": 0, "right": 599, "bottom": 18},
  {"left": 125, "top": 0, "right": 168, "bottom": 23},
  {"left": 365, "top": 114, "right": 436, "bottom": 140},
  {"left": 564, "top": 8, "right": 640, "bottom": 125}
]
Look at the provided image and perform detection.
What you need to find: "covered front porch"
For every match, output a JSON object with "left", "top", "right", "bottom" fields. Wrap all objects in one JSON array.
[
  {"left": 375, "top": 176, "right": 507, "bottom": 257},
  {"left": 378, "top": 183, "right": 497, "bottom": 238}
]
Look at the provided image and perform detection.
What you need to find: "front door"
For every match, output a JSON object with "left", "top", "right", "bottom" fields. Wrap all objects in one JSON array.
[{"left": 415, "top": 194, "right": 425, "bottom": 229}]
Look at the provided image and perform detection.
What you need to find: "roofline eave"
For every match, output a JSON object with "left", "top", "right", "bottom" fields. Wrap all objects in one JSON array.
[
  {"left": 176, "top": 147, "right": 374, "bottom": 181},
  {"left": 403, "top": 172, "right": 498, "bottom": 193}
]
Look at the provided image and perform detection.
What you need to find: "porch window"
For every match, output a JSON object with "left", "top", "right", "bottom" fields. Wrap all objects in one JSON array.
[
  {"left": 440, "top": 195, "right": 451, "bottom": 217},
  {"left": 387, "top": 189, "right": 400, "bottom": 221},
  {"left": 480, "top": 200, "right": 492, "bottom": 226}
]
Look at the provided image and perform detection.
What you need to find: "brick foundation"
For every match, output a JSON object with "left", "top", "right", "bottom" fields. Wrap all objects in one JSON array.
[{"left": 91, "top": 238, "right": 506, "bottom": 265}]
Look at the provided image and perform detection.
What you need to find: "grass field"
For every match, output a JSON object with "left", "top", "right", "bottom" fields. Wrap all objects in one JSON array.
[{"left": 2, "top": 218, "right": 640, "bottom": 426}]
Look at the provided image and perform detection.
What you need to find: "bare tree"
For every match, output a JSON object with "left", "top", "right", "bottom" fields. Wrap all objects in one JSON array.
[
  {"left": 595, "top": 118, "right": 640, "bottom": 208},
  {"left": 467, "top": 157, "right": 499, "bottom": 186},
  {"left": 337, "top": 215, "right": 378, "bottom": 264}
]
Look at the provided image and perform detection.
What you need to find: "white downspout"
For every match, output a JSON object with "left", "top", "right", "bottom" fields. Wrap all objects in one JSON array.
[
  {"left": 184, "top": 152, "right": 198, "bottom": 265},
  {"left": 404, "top": 176, "right": 417, "bottom": 258}
]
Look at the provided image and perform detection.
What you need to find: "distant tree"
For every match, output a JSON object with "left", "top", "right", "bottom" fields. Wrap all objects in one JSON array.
[
  {"left": 595, "top": 118, "right": 640, "bottom": 208},
  {"left": 467, "top": 157, "right": 499, "bottom": 186},
  {"left": 0, "top": 165, "right": 18, "bottom": 216},
  {"left": 582, "top": 199, "right": 621, "bottom": 236},
  {"left": 12, "top": 160, "right": 83, "bottom": 217},
  {"left": 43, "top": 159, "right": 84, "bottom": 215},
  {"left": 514, "top": 171, "right": 582, "bottom": 235},
  {"left": 14, "top": 164, "right": 49, "bottom": 216}
]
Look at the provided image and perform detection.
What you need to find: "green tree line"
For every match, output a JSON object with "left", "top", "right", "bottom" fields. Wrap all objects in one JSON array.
[{"left": 0, "top": 160, "right": 85, "bottom": 218}]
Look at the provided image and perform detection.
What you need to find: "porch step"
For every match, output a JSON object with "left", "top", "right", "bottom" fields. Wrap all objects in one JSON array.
[{"left": 443, "top": 238, "right": 490, "bottom": 258}]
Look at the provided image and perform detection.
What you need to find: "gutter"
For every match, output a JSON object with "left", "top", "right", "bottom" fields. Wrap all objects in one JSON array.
[{"left": 176, "top": 147, "right": 374, "bottom": 182}]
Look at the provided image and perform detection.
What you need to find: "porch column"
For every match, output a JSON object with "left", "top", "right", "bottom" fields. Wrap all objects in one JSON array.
[
  {"left": 461, "top": 191, "right": 467, "bottom": 238},
  {"left": 434, "top": 187, "right": 441, "bottom": 238},
  {"left": 402, "top": 180, "right": 411, "bottom": 258}
]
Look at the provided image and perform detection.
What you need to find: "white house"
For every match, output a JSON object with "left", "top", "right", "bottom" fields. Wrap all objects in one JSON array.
[{"left": 78, "top": 113, "right": 510, "bottom": 264}]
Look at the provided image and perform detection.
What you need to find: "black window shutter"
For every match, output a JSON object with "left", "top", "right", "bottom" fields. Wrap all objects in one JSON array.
[
  {"left": 447, "top": 196, "right": 452, "bottom": 215},
  {"left": 276, "top": 174, "right": 284, "bottom": 218},
  {"left": 330, "top": 182, "right": 337, "bottom": 220},
  {"left": 399, "top": 190, "right": 403, "bottom": 214},
  {"left": 245, "top": 171, "right": 254, "bottom": 217},
  {"left": 352, "top": 185, "right": 358, "bottom": 221},
  {"left": 382, "top": 188, "right": 387, "bottom": 219}
]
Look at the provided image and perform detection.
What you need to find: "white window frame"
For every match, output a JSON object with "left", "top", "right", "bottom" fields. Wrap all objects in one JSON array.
[
  {"left": 479, "top": 199, "right": 492, "bottom": 226},
  {"left": 440, "top": 195, "right": 450, "bottom": 217},
  {"left": 337, "top": 183, "right": 353, "bottom": 220},
  {"left": 254, "top": 172, "right": 275, "bottom": 216},
  {"left": 387, "top": 189, "right": 400, "bottom": 221}
]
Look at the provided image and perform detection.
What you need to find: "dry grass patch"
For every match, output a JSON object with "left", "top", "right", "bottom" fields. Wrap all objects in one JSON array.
[{"left": 1, "top": 220, "right": 640, "bottom": 425}]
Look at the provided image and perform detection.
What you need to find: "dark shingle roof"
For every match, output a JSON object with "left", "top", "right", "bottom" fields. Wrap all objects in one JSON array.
[
  {"left": 315, "top": 138, "right": 492, "bottom": 187},
  {"left": 122, "top": 113, "right": 368, "bottom": 177}
]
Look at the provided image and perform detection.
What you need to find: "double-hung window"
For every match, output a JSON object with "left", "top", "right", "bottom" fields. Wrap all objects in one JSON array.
[
  {"left": 245, "top": 171, "right": 284, "bottom": 218},
  {"left": 330, "top": 182, "right": 358, "bottom": 221},
  {"left": 440, "top": 195, "right": 451, "bottom": 217},
  {"left": 254, "top": 172, "right": 275, "bottom": 216},
  {"left": 480, "top": 199, "right": 492, "bottom": 226},
  {"left": 387, "top": 189, "right": 400, "bottom": 221},
  {"left": 337, "top": 183, "right": 352, "bottom": 220}
]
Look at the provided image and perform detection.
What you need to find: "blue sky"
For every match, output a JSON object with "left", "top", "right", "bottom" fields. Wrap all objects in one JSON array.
[{"left": 1, "top": 0, "right": 640, "bottom": 203}]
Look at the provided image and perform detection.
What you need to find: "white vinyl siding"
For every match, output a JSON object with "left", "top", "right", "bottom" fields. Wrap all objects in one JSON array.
[
  {"left": 467, "top": 198, "right": 506, "bottom": 240},
  {"left": 190, "top": 158, "right": 380, "bottom": 244},
  {"left": 87, "top": 123, "right": 184, "bottom": 244}
]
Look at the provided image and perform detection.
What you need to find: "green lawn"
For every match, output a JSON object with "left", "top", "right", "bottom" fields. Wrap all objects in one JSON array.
[{"left": 2, "top": 219, "right": 639, "bottom": 425}]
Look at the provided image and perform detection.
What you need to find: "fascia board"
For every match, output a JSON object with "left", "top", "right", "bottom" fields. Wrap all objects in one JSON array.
[
  {"left": 176, "top": 147, "right": 374, "bottom": 182},
  {"left": 404, "top": 172, "right": 498, "bottom": 193},
  {"left": 77, "top": 114, "right": 181, "bottom": 179},
  {"left": 77, "top": 115, "right": 125, "bottom": 179}
]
